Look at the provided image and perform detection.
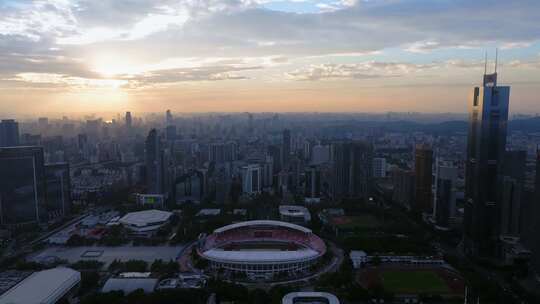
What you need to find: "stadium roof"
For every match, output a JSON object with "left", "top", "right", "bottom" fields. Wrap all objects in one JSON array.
[
  {"left": 119, "top": 210, "right": 172, "bottom": 227},
  {"left": 101, "top": 278, "right": 158, "bottom": 294},
  {"left": 202, "top": 249, "right": 319, "bottom": 263},
  {"left": 282, "top": 292, "right": 340, "bottom": 304},
  {"left": 0, "top": 268, "right": 80, "bottom": 304},
  {"left": 213, "top": 220, "right": 311, "bottom": 234}
]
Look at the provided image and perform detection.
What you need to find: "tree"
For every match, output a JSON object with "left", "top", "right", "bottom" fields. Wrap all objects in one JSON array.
[
  {"left": 79, "top": 271, "right": 100, "bottom": 295},
  {"left": 249, "top": 289, "right": 270, "bottom": 304}
]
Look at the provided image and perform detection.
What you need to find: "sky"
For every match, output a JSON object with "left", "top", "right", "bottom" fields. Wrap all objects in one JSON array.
[{"left": 1, "top": 0, "right": 540, "bottom": 115}]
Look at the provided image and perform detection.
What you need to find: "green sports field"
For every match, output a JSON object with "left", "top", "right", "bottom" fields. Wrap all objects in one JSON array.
[{"left": 379, "top": 270, "right": 451, "bottom": 294}]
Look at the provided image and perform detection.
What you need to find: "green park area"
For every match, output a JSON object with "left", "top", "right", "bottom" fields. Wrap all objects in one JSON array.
[{"left": 380, "top": 270, "right": 450, "bottom": 295}]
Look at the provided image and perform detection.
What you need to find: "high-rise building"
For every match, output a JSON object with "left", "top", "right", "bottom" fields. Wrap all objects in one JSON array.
[
  {"left": 44, "top": 163, "right": 71, "bottom": 221},
  {"left": 241, "top": 164, "right": 261, "bottom": 195},
  {"left": 282, "top": 129, "right": 291, "bottom": 169},
  {"left": 125, "top": 111, "right": 132, "bottom": 129},
  {"left": 0, "top": 119, "right": 19, "bottom": 147},
  {"left": 174, "top": 171, "right": 203, "bottom": 204},
  {"left": 373, "top": 157, "right": 387, "bottom": 178},
  {"left": 0, "top": 146, "right": 47, "bottom": 225},
  {"left": 464, "top": 69, "right": 510, "bottom": 257},
  {"left": 166, "top": 125, "right": 177, "bottom": 141},
  {"left": 86, "top": 119, "right": 101, "bottom": 140},
  {"left": 433, "top": 160, "right": 457, "bottom": 228},
  {"left": 499, "top": 150, "right": 526, "bottom": 236},
  {"left": 532, "top": 149, "right": 540, "bottom": 274},
  {"left": 331, "top": 141, "right": 373, "bottom": 201},
  {"left": 145, "top": 129, "right": 165, "bottom": 195},
  {"left": 267, "top": 145, "right": 282, "bottom": 174},
  {"left": 37, "top": 117, "right": 48, "bottom": 133},
  {"left": 391, "top": 168, "right": 415, "bottom": 210},
  {"left": 166, "top": 109, "right": 173, "bottom": 125},
  {"left": 414, "top": 144, "right": 433, "bottom": 214},
  {"left": 305, "top": 165, "right": 321, "bottom": 202},
  {"left": 311, "top": 144, "right": 330, "bottom": 165},
  {"left": 258, "top": 156, "right": 274, "bottom": 190},
  {"left": 209, "top": 142, "right": 237, "bottom": 164}
]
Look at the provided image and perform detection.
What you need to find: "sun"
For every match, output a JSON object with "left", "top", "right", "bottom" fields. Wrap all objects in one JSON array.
[{"left": 90, "top": 53, "right": 140, "bottom": 78}]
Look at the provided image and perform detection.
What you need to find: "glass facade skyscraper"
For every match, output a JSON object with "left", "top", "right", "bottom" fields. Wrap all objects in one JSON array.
[
  {"left": 44, "top": 163, "right": 71, "bottom": 221},
  {"left": 0, "top": 119, "right": 20, "bottom": 147},
  {"left": 0, "top": 146, "right": 47, "bottom": 225},
  {"left": 464, "top": 72, "right": 510, "bottom": 257}
]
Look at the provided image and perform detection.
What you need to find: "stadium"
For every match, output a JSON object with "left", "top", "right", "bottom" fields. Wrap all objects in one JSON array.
[{"left": 197, "top": 220, "right": 326, "bottom": 280}]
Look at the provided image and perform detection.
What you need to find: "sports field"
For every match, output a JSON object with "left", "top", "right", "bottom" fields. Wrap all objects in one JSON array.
[
  {"left": 330, "top": 215, "right": 381, "bottom": 229},
  {"left": 379, "top": 270, "right": 450, "bottom": 294}
]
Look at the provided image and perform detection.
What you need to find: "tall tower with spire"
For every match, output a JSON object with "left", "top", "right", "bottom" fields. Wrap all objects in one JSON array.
[{"left": 463, "top": 50, "right": 511, "bottom": 257}]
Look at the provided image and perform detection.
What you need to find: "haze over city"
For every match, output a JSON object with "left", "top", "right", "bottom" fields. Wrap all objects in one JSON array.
[
  {"left": 1, "top": 0, "right": 540, "bottom": 114},
  {"left": 2, "top": 1, "right": 540, "bottom": 304}
]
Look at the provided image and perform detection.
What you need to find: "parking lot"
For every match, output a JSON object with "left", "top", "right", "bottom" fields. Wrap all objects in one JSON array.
[{"left": 28, "top": 245, "right": 186, "bottom": 267}]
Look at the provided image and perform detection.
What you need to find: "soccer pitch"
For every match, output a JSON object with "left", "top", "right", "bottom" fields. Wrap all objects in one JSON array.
[{"left": 379, "top": 270, "right": 450, "bottom": 294}]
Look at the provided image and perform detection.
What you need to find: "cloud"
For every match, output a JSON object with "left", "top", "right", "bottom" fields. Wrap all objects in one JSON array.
[
  {"left": 7, "top": 72, "right": 127, "bottom": 89},
  {"left": 286, "top": 61, "right": 438, "bottom": 81},
  {"left": 1, "top": 0, "right": 540, "bottom": 90},
  {"left": 123, "top": 65, "right": 262, "bottom": 87}
]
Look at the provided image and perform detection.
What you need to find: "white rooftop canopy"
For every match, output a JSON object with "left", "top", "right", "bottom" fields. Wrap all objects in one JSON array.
[
  {"left": 0, "top": 268, "right": 80, "bottom": 304},
  {"left": 202, "top": 248, "right": 319, "bottom": 263},
  {"left": 213, "top": 220, "right": 311, "bottom": 234}
]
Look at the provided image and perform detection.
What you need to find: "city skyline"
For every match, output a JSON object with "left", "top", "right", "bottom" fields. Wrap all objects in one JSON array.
[
  {"left": 1, "top": 0, "right": 540, "bottom": 114},
  {"left": 1, "top": 2, "right": 540, "bottom": 303}
]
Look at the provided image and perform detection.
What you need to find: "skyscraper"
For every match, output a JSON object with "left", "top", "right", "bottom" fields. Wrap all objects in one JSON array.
[
  {"left": 0, "top": 119, "right": 20, "bottom": 147},
  {"left": 166, "top": 109, "right": 173, "bottom": 125},
  {"left": 373, "top": 157, "right": 387, "bottom": 178},
  {"left": 305, "top": 165, "right": 322, "bottom": 202},
  {"left": 125, "top": 111, "right": 132, "bottom": 129},
  {"left": 0, "top": 146, "right": 47, "bottom": 225},
  {"left": 391, "top": 168, "right": 415, "bottom": 210},
  {"left": 414, "top": 144, "right": 433, "bottom": 214},
  {"left": 44, "top": 163, "right": 71, "bottom": 221},
  {"left": 332, "top": 141, "right": 373, "bottom": 201},
  {"left": 433, "top": 160, "right": 457, "bottom": 228},
  {"left": 464, "top": 69, "right": 510, "bottom": 257},
  {"left": 145, "top": 129, "right": 165, "bottom": 195},
  {"left": 282, "top": 129, "right": 291, "bottom": 169},
  {"left": 241, "top": 164, "right": 261, "bottom": 195},
  {"left": 499, "top": 150, "right": 526, "bottom": 236},
  {"left": 533, "top": 149, "right": 540, "bottom": 274},
  {"left": 166, "top": 125, "right": 177, "bottom": 141}
]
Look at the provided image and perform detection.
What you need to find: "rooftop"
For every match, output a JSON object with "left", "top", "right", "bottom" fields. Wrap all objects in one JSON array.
[
  {"left": 0, "top": 268, "right": 80, "bottom": 304},
  {"left": 119, "top": 210, "right": 172, "bottom": 227},
  {"left": 196, "top": 209, "right": 222, "bottom": 217},
  {"left": 102, "top": 278, "right": 158, "bottom": 294},
  {"left": 214, "top": 220, "right": 312, "bottom": 234},
  {"left": 202, "top": 248, "right": 320, "bottom": 263},
  {"left": 279, "top": 205, "right": 311, "bottom": 220},
  {"left": 282, "top": 292, "right": 340, "bottom": 304}
]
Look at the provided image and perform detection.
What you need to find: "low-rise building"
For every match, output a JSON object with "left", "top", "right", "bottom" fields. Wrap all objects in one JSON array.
[
  {"left": 101, "top": 278, "right": 158, "bottom": 294},
  {"left": 119, "top": 209, "right": 172, "bottom": 236},
  {"left": 279, "top": 205, "right": 311, "bottom": 224},
  {"left": 0, "top": 267, "right": 80, "bottom": 304},
  {"left": 282, "top": 292, "right": 340, "bottom": 304},
  {"left": 350, "top": 250, "right": 368, "bottom": 269}
]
